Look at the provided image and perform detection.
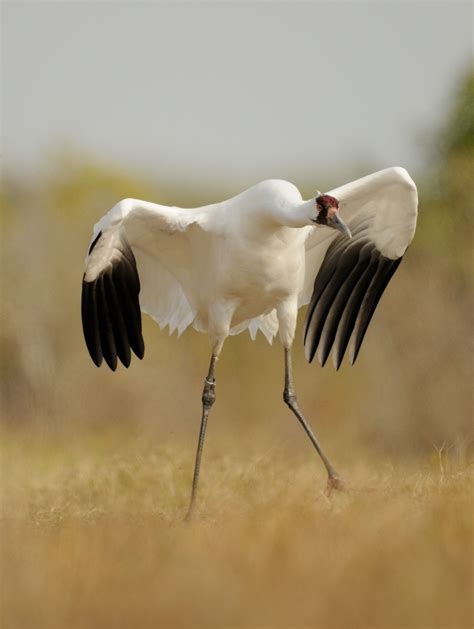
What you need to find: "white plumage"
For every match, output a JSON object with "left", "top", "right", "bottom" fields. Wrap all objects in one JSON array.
[
  {"left": 83, "top": 166, "right": 417, "bottom": 365},
  {"left": 81, "top": 166, "right": 418, "bottom": 513}
]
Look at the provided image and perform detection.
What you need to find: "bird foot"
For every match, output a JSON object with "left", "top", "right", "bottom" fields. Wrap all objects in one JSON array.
[
  {"left": 184, "top": 509, "right": 194, "bottom": 523},
  {"left": 325, "top": 474, "right": 345, "bottom": 496}
]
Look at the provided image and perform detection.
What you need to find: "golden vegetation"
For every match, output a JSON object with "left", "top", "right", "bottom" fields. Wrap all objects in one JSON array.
[{"left": 2, "top": 432, "right": 473, "bottom": 629}]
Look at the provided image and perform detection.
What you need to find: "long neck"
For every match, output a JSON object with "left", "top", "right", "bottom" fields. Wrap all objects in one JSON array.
[{"left": 275, "top": 199, "right": 315, "bottom": 228}]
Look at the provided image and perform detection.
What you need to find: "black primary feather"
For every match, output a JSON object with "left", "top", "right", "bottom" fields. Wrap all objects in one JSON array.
[
  {"left": 81, "top": 235, "right": 144, "bottom": 370},
  {"left": 304, "top": 227, "right": 403, "bottom": 369}
]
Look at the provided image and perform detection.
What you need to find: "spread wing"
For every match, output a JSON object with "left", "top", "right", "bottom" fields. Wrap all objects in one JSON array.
[
  {"left": 81, "top": 199, "right": 200, "bottom": 370},
  {"left": 302, "top": 167, "right": 418, "bottom": 369}
]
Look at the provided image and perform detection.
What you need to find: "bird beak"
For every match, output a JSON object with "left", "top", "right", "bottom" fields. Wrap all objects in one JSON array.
[{"left": 329, "top": 212, "right": 352, "bottom": 239}]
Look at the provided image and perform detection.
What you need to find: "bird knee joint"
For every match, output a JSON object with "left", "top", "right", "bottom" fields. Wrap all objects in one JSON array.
[
  {"left": 202, "top": 378, "right": 216, "bottom": 408},
  {"left": 283, "top": 388, "right": 297, "bottom": 406}
]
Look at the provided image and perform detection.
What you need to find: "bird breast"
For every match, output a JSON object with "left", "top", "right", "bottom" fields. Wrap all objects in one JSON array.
[{"left": 211, "top": 231, "right": 306, "bottom": 324}]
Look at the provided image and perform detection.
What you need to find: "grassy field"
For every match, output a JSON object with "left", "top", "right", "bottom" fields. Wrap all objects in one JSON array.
[{"left": 2, "top": 430, "right": 473, "bottom": 629}]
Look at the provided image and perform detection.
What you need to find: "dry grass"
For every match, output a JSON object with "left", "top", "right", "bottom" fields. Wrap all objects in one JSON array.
[{"left": 1, "top": 430, "right": 473, "bottom": 629}]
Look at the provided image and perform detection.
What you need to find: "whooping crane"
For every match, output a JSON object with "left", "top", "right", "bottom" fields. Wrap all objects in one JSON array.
[{"left": 81, "top": 167, "right": 418, "bottom": 517}]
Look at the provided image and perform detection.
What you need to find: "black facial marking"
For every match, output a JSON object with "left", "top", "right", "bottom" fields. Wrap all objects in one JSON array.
[{"left": 316, "top": 205, "right": 329, "bottom": 225}]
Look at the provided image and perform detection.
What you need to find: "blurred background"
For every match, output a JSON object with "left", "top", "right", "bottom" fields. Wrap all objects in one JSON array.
[
  {"left": 1, "top": 3, "right": 473, "bottom": 628},
  {"left": 1, "top": 0, "right": 472, "bottom": 461}
]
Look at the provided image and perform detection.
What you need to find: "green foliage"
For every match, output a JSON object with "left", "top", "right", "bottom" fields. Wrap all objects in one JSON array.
[
  {"left": 438, "top": 67, "right": 474, "bottom": 220},
  {"left": 418, "top": 66, "right": 474, "bottom": 283},
  {"left": 44, "top": 149, "right": 162, "bottom": 221},
  {"left": 440, "top": 67, "right": 474, "bottom": 159}
]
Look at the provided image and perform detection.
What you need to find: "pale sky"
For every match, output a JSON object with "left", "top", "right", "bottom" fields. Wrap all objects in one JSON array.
[{"left": 2, "top": 1, "right": 472, "bottom": 189}]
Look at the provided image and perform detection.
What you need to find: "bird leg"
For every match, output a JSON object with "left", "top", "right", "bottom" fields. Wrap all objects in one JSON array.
[
  {"left": 185, "top": 353, "right": 218, "bottom": 520},
  {"left": 283, "top": 348, "right": 344, "bottom": 494}
]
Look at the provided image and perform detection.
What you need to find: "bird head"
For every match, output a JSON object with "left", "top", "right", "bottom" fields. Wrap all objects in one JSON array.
[{"left": 313, "top": 194, "right": 352, "bottom": 238}]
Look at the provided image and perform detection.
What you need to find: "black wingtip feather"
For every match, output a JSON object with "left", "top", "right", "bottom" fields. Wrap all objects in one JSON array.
[
  {"left": 103, "top": 271, "right": 132, "bottom": 368},
  {"left": 332, "top": 253, "right": 379, "bottom": 369},
  {"left": 96, "top": 274, "right": 118, "bottom": 371},
  {"left": 315, "top": 242, "right": 374, "bottom": 368},
  {"left": 81, "top": 277, "right": 103, "bottom": 367},
  {"left": 304, "top": 226, "right": 403, "bottom": 368},
  {"left": 88, "top": 230, "right": 103, "bottom": 255},
  {"left": 304, "top": 252, "right": 357, "bottom": 362},
  {"left": 81, "top": 236, "right": 144, "bottom": 370},
  {"left": 349, "top": 257, "right": 402, "bottom": 365},
  {"left": 113, "top": 263, "right": 144, "bottom": 360}
]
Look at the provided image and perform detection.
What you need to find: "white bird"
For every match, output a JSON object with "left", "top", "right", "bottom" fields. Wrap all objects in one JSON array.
[{"left": 81, "top": 166, "right": 418, "bottom": 517}]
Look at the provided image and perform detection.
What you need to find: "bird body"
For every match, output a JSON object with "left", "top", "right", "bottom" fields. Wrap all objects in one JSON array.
[
  {"left": 82, "top": 166, "right": 418, "bottom": 516},
  {"left": 85, "top": 179, "right": 309, "bottom": 345},
  {"left": 84, "top": 167, "right": 416, "bottom": 359}
]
